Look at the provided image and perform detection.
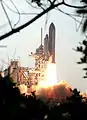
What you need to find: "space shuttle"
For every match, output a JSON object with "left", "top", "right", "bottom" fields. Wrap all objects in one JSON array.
[{"left": 44, "top": 22, "right": 55, "bottom": 63}]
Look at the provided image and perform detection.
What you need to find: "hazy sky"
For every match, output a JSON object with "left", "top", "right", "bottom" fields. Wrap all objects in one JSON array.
[{"left": 0, "top": 0, "right": 87, "bottom": 92}]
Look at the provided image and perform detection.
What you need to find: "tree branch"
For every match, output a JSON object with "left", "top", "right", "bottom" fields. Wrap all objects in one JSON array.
[
  {"left": 48, "top": 0, "right": 53, "bottom": 4},
  {"left": 0, "top": 1, "right": 63, "bottom": 41},
  {"left": 57, "top": 8, "right": 80, "bottom": 23},
  {"left": 1, "top": 2, "right": 12, "bottom": 30},
  {"left": 0, "top": 0, "right": 87, "bottom": 41},
  {"left": 9, "top": 0, "right": 20, "bottom": 26},
  {"left": 3, "top": 1, "right": 38, "bottom": 15},
  {"left": 64, "top": 2, "right": 87, "bottom": 9}
]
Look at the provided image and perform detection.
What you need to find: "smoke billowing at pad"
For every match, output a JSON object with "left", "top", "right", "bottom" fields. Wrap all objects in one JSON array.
[
  {"left": 36, "top": 81, "right": 73, "bottom": 100},
  {"left": 35, "top": 63, "right": 73, "bottom": 101}
]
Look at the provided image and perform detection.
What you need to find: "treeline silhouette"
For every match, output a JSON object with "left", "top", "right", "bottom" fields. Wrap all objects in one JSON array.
[{"left": 0, "top": 73, "right": 87, "bottom": 120}]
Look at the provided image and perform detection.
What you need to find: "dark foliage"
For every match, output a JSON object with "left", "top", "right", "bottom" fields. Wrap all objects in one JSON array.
[
  {"left": 0, "top": 73, "right": 87, "bottom": 120},
  {"left": 0, "top": 73, "right": 49, "bottom": 119},
  {"left": 74, "top": 37, "right": 87, "bottom": 78}
]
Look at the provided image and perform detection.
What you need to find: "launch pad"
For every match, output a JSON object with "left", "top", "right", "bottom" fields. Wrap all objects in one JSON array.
[
  {"left": 29, "top": 22, "right": 56, "bottom": 84},
  {"left": 2, "top": 22, "right": 56, "bottom": 88}
]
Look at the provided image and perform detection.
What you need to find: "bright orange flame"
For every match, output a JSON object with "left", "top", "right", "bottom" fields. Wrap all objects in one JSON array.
[
  {"left": 37, "top": 62, "right": 58, "bottom": 89},
  {"left": 34, "top": 60, "right": 72, "bottom": 100}
]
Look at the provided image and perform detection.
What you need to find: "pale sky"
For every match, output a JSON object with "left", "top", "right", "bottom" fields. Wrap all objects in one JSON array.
[{"left": 0, "top": 0, "right": 87, "bottom": 92}]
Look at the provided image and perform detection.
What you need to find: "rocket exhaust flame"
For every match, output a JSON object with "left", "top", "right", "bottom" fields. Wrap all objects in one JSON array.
[
  {"left": 35, "top": 62, "right": 72, "bottom": 100},
  {"left": 37, "top": 63, "right": 58, "bottom": 88}
]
